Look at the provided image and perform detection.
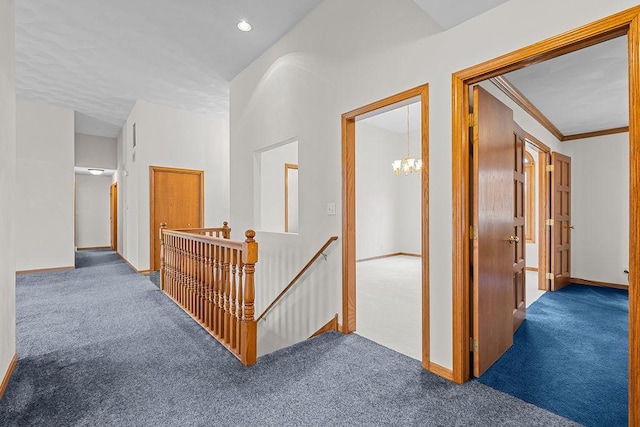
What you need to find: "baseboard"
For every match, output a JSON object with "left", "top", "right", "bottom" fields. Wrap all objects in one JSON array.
[
  {"left": 77, "top": 246, "right": 111, "bottom": 251},
  {"left": 428, "top": 361, "right": 454, "bottom": 381},
  {"left": 16, "top": 266, "right": 74, "bottom": 275},
  {"left": 525, "top": 266, "right": 539, "bottom": 272},
  {"left": 571, "top": 277, "right": 628, "bottom": 290},
  {"left": 310, "top": 314, "right": 339, "bottom": 338},
  {"left": 357, "top": 252, "right": 421, "bottom": 263},
  {"left": 117, "top": 253, "right": 151, "bottom": 275},
  {"left": 0, "top": 354, "right": 17, "bottom": 400}
]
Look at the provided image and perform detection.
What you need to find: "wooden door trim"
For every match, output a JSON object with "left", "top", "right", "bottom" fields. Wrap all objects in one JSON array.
[
  {"left": 452, "top": 9, "right": 640, "bottom": 424},
  {"left": 110, "top": 182, "right": 117, "bottom": 252},
  {"left": 341, "top": 84, "right": 431, "bottom": 370},
  {"left": 149, "top": 166, "right": 204, "bottom": 271},
  {"left": 525, "top": 132, "right": 551, "bottom": 291},
  {"left": 284, "top": 163, "right": 298, "bottom": 233}
]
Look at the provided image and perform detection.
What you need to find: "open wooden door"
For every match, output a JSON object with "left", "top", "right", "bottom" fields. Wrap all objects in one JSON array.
[
  {"left": 550, "top": 152, "right": 572, "bottom": 291},
  {"left": 472, "top": 86, "right": 520, "bottom": 377},
  {"left": 110, "top": 182, "right": 117, "bottom": 252},
  {"left": 150, "top": 166, "right": 204, "bottom": 271},
  {"left": 512, "top": 126, "right": 526, "bottom": 332}
]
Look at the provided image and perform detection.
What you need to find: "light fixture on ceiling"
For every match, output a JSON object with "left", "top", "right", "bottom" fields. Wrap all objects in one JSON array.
[
  {"left": 392, "top": 106, "right": 422, "bottom": 176},
  {"left": 88, "top": 168, "right": 104, "bottom": 176},
  {"left": 237, "top": 20, "right": 252, "bottom": 32}
]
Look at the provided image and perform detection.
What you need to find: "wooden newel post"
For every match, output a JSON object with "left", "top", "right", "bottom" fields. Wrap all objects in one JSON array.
[
  {"left": 240, "top": 229, "right": 258, "bottom": 366},
  {"left": 159, "top": 222, "right": 167, "bottom": 291},
  {"left": 222, "top": 221, "right": 231, "bottom": 239}
]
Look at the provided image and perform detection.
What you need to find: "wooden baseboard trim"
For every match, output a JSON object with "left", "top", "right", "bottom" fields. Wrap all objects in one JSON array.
[
  {"left": 76, "top": 246, "right": 111, "bottom": 251},
  {"left": 16, "top": 266, "right": 74, "bottom": 275},
  {"left": 525, "top": 266, "right": 539, "bottom": 272},
  {"left": 117, "top": 254, "right": 151, "bottom": 275},
  {"left": 310, "top": 314, "right": 339, "bottom": 338},
  {"left": 357, "top": 252, "right": 421, "bottom": 263},
  {"left": 571, "top": 277, "right": 628, "bottom": 290},
  {"left": 0, "top": 354, "right": 18, "bottom": 400},
  {"left": 428, "top": 361, "right": 454, "bottom": 381}
]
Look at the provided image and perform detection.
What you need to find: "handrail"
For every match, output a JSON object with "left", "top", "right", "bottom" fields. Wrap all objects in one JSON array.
[
  {"left": 162, "top": 229, "right": 243, "bottom": 250},
  {"left": 159, "top": 223, "right": 259, "bottom": 366},
  {"left": 256, "top": 236, "right": 338, "bottom": 322}
]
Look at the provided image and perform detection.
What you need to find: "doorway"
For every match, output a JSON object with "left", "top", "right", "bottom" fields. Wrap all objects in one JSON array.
[
  {"left": 149, "top": 166, "right": 204, "bottom": 271},
  {"left": 341, "top": 84, "right": 432, "bottom": 370},
  {"left": 450, "top": 6, "right": 640, "bottom": 423}
]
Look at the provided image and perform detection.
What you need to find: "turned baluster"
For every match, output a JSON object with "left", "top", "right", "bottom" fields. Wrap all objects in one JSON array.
[
  {"left": 205, "top": 242, "right": 213, "bottom": 331},
  {"left": 159, "top": 223, "right": 167, "bottom": 291},
  {"left": 240, "top": 230, "right": 258, "bottom": 366},
  {"left": 229, "top": 249, "right": 238, "bottom": 351},
  {"left": 223, "top": 247, "right": 231, "bottom": 344},
  {"left": 213, "top": 243, "right": 221, "bottom": 336}
]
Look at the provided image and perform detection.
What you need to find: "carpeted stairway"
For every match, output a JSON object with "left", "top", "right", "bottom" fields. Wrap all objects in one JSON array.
[{"left": 0, "top": 250, "right": 579, "bottom": 426}]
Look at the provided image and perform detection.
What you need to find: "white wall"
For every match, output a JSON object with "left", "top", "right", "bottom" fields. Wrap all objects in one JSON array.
[
  {"left": 356, "top": 122, "right": 421, "bottom": 260},
  {"left": 75, "top": 174, "right": 111, "bottom": 248},
  {"left": 0, "top": 0, "right": 16, "bottom": 386},
  {"left": 258, "top": 141, "right": 298, "bottom": 232},
  {"left": 15, "top": 99, "right": 75, "bottom": 271},
  {"left": 75, "top": 133, "right": 117, "bottom": 169},
  {"left": 230, "top": 0, "right": 638, "bottom": 368},
  {"left": 118, "top": 100, "right": 229, "bottom": 271},
  {"left": 563, "top": 132, "right": 629, "bottom": 285}
]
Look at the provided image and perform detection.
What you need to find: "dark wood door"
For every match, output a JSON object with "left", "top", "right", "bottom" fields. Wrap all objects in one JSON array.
[
  {"left": 472, "top": 86, "right": 516, "bottom": 377},
  {"left": 150, "top": 166, "right": 204, "bottom": 271},
  {"left": 550, "top": 152, "right": 572, "bottom": 291},
  {"left": 512, "top": 126, "right": 526, "bottom": 332}
]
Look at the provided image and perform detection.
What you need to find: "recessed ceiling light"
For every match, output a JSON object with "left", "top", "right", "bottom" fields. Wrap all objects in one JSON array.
[
  {"left": 237, "top": 20, "right": 252, "bottom": 32},
  {"left": 88, "top": 168, "right": 104, "bottom": 176}
]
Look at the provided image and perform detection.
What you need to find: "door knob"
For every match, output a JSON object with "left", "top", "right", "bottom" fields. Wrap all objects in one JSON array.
[{"left": 507, "top": 235, "right": 520, "bottom": 244}]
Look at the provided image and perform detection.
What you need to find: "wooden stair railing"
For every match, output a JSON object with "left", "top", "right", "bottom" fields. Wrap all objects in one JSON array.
[
  {"left": 159, "top": 223, "right": 258, "bottom": 366},
  {"left": 256, "top": 236, "right": 339, "bottom": 323}
]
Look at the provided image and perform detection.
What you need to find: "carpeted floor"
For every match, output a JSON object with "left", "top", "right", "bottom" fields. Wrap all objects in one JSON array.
[
  {"left": 477, "top": 284, "right": 628, "bottom": 427},
  {"left": 0, "top": 250, "right": 580, "bottom": 426}
]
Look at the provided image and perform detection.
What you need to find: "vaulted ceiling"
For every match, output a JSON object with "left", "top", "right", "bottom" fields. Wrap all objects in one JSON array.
[{"left": 14, "top": 1, "right": 629, "bottom": 140}]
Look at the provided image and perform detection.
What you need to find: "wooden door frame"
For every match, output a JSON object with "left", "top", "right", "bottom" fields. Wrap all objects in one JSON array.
[
  {"left": 284, "top": 163, "right": 298, "bottom": 233},
  {"left": 149, "top": 166, "right": 204, "bottom": 271},
  {"left": 110, "top": 182, "right": 118, "bottom": 252},
  {"left": 341, "top": 84, "right": 432, "bottom": 371},
  {"left": 451, "top": 6, "right": 640, "bottom": 424},
  {"left": 524, "top": 133, "right": 551, "bottom": 292}
]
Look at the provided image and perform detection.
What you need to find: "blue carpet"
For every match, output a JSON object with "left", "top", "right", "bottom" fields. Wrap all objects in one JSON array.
[{"left": 477, "top": 284, "right": 628, "bottom": 426}]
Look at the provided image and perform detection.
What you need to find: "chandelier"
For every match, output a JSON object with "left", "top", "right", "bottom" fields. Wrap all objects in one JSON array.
[{"left": 392, "top": 105, "right": 422, "bottom": 176}]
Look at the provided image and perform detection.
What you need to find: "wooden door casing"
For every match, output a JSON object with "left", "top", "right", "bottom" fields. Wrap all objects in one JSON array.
[
  {"left": 472, "top": 86, "right": 515, "bottom": 377},
  {"left": 110, "top": 183, "right": 117, "bottom": 252},
  {"left": 550, "top": 152, "right": 572, "bottom": 291},
  {"left": 150, "top": 166, "right": 204, "bottom": 271},
  {"left": 512, "top": 127, "right": 526, "bottom": 332}
]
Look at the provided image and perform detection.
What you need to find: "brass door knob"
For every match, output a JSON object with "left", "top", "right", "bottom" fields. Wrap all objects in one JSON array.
[{"left": 507, "top": 235, "right": 520, "bottom": 244}]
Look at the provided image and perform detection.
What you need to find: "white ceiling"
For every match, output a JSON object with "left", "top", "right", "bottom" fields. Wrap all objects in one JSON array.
[
  {"left": 15, "top": 1, "right": 628, "bottom": 141},
  {"left": 361, "top": 101, "right": 422, "bottom": 134},
  {"left": 15, "top": 0, "right": 323, "bottom": 138},
  {"left": 413, "top": 0, "right": 509, "bottom": 29},
  {"left": 503, "top": 36, "right": 628, "bottom": 136}
]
